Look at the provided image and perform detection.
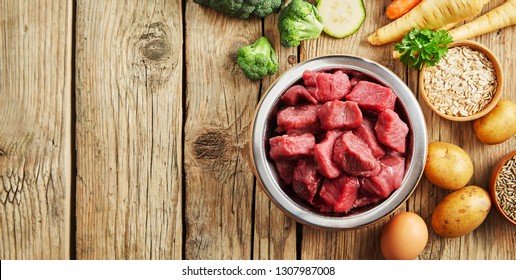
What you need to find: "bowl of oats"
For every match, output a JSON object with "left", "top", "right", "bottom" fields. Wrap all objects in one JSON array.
[
  {"left": 419, "top": 40, "right": 503, "bottom": 121},
  {"left": 490, "top": 150, "right": 516, "bottom": 226}
]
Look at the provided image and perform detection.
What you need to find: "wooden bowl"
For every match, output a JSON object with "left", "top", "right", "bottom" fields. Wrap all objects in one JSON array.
[
  {"left": 419, "top": 40, "right": 503, "bottom": 122},
  {"left": 489, "top": 150, "right": 516, "bottom": 226}
]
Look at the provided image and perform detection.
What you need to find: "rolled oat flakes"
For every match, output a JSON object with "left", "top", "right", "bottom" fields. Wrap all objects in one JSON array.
[{"left": 422, "top": 46, "right": 497, "bottom": 117}]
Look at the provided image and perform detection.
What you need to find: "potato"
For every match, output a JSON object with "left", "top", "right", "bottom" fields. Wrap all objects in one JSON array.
[
  {"left": 431, "top": 185, "right": 491, "bottom": 238},
  {"left": 424, "top": 142, "right": 473, "bottom": 190},
  {"left": 473, "top": 99, "right": 516, "bottom": 145}
]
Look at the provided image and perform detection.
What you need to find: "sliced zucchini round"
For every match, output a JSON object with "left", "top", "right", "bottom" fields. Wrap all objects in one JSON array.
[{"left": 317, "top": 0, "right": 366, "bottom": 39}]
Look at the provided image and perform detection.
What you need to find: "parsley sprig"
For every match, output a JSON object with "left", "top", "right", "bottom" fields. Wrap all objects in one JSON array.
[{"left": 395, "top": 28, "right": 453, "bottom": 70}]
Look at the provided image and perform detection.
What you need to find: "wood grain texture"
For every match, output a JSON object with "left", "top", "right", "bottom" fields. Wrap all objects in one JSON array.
[
  {"left": 1, "top": 0, "right": 515, "bottom": 260},
  {"left": 183, "top": 2, "right": 260, "bottom": 260},
  {"left": 299, "top": 0, "right": 406, "bottom": 260},
  {"left": 253, "top": 12, "right": 298, "bottom": 261},
  {"left": 0, "top": 0, "right": 72, "bottom": 259},
  {"left": 298, "top": 0, "right": 516, "bottom": 260},
  {"left": 75, "top": 0, "right": 183, "bottom": 259},
  {"left": 416, "top": 0, "right": 516, "bottom": 260}
]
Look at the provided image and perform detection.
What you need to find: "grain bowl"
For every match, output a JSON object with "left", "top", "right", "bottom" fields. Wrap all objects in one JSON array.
[
  {"left": 249, "top": 55, "right": 427, "bottom": 230},
  {"left": 419, "top": 40, "right": 503, "bottom": 122},
  {"left": 489, "top": 150, "right": 516, "bottom": 226}
]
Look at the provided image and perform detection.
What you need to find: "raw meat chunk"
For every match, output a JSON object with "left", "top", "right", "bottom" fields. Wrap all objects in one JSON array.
[
  {"left": 318, "top": 174, "right": 359, "bottom": 213},
  {"left": 360, "top": 156, "right": 406, "bottom": 198},
  {"left": 346, "top": 81, "right": 396, "bottom": 115},
  {"left": 375, "top": 109, "right": 409, "bottom": 153},
  {"left": 353, "top": 194, "right": 382, "bottom": 209},
  {"left": 306, "top": 86, "right": 316, "bottom": 97},
  {"left": 385, "top": 149, "right": 403, "bottom": 158},
  {"left": 314, "top": 130, "right": 344, "bottom": 178},
  {"left": 317, "top": 100, "right": 363, "bottom": 130},
  {"left": 293, "top": 159, "right": 322, "bottom": 204},
  {"left": 313, "top": 196, "right": 333, "bottom": 213},
  {"left": 350, "top": 71, "right": 371, "bottom": 81},
  {"left": 281, "top": 85, "right": 319, "bottom": 106},
  {"left": 332, "top": 131, "right": 381, "bottom": 177},
  {"left": 311, "top": 70, "right": 351, "bottom": 102},
  {"left": 274, "top": 160, "right": 296, "bottom": 185},
  {"left": 350, "top": 76, "right": 361, "bottom": 88},
  {"left": 268, "top": 69, "right": 412, "bottom": 214},
  {"left": 276, "top": 104, "right": 321, "bottom": 134},
  {"left": 303, "top": 69, "right": 318, "bottom": 87},
  {"left": 353, "top": 117, "right": 385, "bottom": 158},
  {"left": 269, "top": 133, "right": 315, "bottom": 160}
]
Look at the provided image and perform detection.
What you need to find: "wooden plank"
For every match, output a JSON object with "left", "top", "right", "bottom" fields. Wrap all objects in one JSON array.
[
  {"left": 299, "top": 0, "right": 406, "bottom": 260},
  {"left": 298, "top": 0, "right": 516, "bottom": 260},
  {"left": 417, "top": 0, "right": 516, "bottom": 260},
  {"left": 75, "top": 0, "right": 183, "bottom": 259},
  {"left": 253, "top": 13, "right": 298, "bottom": 261},
  {"left": 0, "top": 0, "right": 72, "bottom": 259},
  {"left": 183, "top": 3, "right": 261, "bottom": 260}
]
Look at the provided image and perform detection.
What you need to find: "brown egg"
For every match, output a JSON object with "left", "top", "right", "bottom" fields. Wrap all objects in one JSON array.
[{"left": 380, "top": 212, "right": 428, "bottom": 260}]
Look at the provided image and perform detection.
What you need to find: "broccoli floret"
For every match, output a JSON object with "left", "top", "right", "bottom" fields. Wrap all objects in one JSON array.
[
  {"left": 237, "top": 36, "right": 279, "bottom": 80},
  {"left": 278, "top": 0, "right": 324, "bottom": 47},
  {"left": 252, "top": 0, "right": 284, "bottom": 18},
  {"left": 193, "top": 0, "right": 284, "bottom": 19}
]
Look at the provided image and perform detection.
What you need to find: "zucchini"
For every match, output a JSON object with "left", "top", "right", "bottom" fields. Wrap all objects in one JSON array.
[{"left": 317, "top": 0, "right": 366, "bottom": 38}]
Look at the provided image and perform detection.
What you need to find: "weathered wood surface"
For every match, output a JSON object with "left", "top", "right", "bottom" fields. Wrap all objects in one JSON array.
[
  {"left": 298, "top": 0, "right": 516, "bottom": 260},
  {"left": 0, "top": 0, "right": 72, "bottom": 259},
  {"left": 299, "top": 1, "right": 406, "bottom": 260},
  {"left": 253, "top": 13, "right": 298, "bottom": 260},
  {"left": 183, "top": 3, "right": 259, "bottom": 260},
  {"left": 1, "top": 0, "right": 515, "bottom": 260},
  {"left": 75, "top": 0, "right": 183, "bottom": 259}
]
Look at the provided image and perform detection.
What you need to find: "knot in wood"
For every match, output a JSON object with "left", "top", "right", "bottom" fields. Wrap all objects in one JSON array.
[
  {"left": 194, "top": 131, "right": 227, "bottom": 160},
  {"left": 142, "top": 38, "right": 170, "bottom": 61},
  {"left": 288, "top": 55, "right": 297, "bottom": 65},
  {"left": 139, "top": 22, "right": 171, "bottom": 62}
]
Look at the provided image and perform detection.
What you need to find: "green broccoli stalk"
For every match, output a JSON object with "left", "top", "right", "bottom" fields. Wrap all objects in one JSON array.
[
  {"left": 237, "top": 36, "right": 279, "bottom": 80},
  {"left": 278, "top": 0, "right": 324, "bottom": 47},
  {"left": 193, "top": 0, "right": 284, "bottom": 19}
]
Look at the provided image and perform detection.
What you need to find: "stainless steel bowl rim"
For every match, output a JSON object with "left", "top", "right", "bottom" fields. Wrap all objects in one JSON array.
[{"left": 252, "top": 55, "right": 428, "bottom": 229}]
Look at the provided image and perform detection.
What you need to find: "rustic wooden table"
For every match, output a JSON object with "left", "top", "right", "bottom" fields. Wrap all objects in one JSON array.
[{"left": 1, "top": 0, "right": 515, "bottom": 260}]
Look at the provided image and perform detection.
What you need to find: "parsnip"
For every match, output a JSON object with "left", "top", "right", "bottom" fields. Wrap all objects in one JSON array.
[
  {"left": 448, "top": 0, "right": 516, "bottom": 41},
  {"left": 439, "top": 22, "right": 460, "bottom": 31},
  {"left": 368, "top": 0, "right": 491, "bottom": 46}
]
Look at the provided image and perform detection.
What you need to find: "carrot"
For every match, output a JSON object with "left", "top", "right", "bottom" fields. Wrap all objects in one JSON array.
[
  {"left": 368, "top": 0, "right": 492, "bottom": 46},
  {"left": 448, "top": 0, "right": 516, "bottom": 41},
  {"left": 386, "top": 0, "right": 422, "bottom": 20}
]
